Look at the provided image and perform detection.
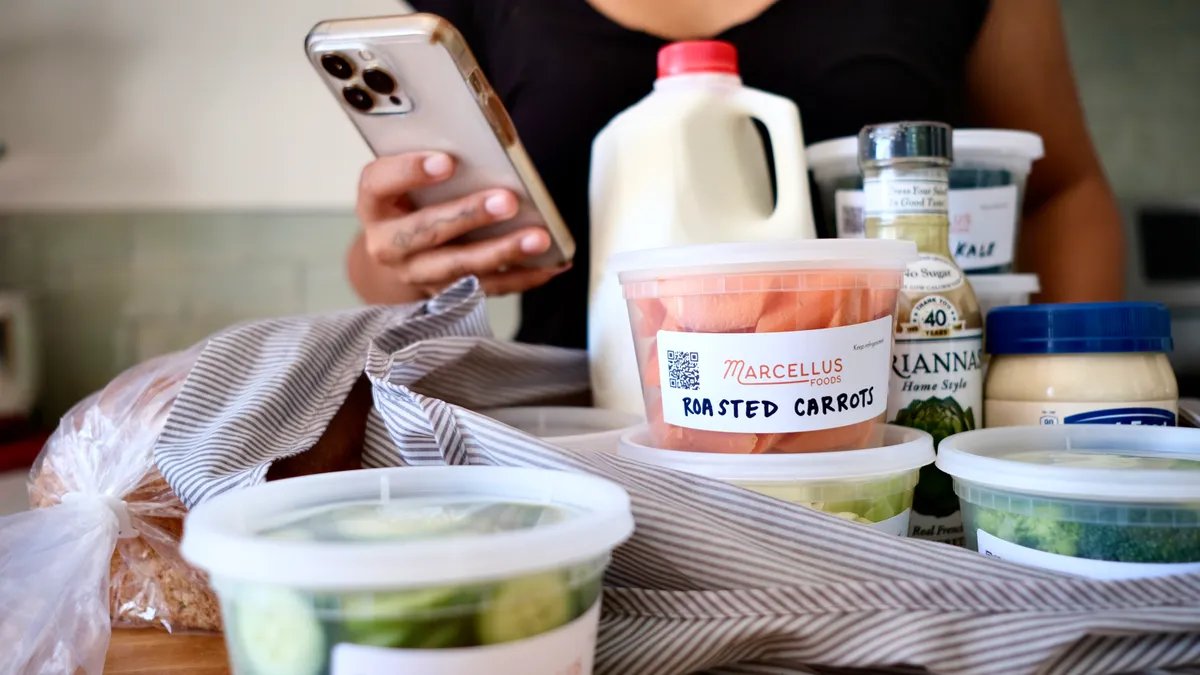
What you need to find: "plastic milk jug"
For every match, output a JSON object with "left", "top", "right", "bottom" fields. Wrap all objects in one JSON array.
[{"left": 588, "top": 40, "right": 816, "bottom": 415}]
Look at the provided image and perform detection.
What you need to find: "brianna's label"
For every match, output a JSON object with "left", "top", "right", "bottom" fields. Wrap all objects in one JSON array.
[
  {"left": 984, "top": 400, "right": 1178, "bottom": 427},
  {"left": 657, "top": 317, "right": 892, "bottom": 433}
]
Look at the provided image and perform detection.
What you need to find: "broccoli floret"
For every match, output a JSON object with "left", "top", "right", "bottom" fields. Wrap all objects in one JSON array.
[
  {"left": 1076, "top": 523, "right": 1200, "bottom": 564},
  {"left": 974, "top": 506, "right": 1081, "bottom": 556}
]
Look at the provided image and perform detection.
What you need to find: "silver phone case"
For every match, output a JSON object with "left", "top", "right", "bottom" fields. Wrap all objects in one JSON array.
[{"left": 305, "top": 14, "right": 574, "bottom": 268}]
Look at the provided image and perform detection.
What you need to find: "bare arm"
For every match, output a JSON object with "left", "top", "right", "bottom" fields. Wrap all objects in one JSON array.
[{"left": 965, "top": 0, "right": 1124, "bottom": 302}]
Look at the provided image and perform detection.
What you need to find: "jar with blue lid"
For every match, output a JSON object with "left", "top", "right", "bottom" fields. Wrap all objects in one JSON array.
[{"left": 984, "top": 302, "right": 1178, "bottom": 427}]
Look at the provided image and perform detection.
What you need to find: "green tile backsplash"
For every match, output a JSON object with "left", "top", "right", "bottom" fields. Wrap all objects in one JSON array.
[{"left": 1, "top": 0, "right": 1196, "bottom": 420}]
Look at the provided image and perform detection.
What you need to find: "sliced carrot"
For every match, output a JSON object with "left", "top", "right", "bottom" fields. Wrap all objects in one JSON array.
[
  {"left": 772, "top": 418, "right": 877, "bottom": 453},
  {"left": 756, "top": 291, "right": 835, "bottom": 332},
  {"left": 643, "top": 342, "right": 661, "bottom": 388},
  {"left": 751, "top": 433, "right": 781, "bottom": 454},
  {"left": 869, "top": 288, "right": 900, "bottom": 320},
  {"left": 663, "top": 293, "right": 769, "bottom": 332},
  {"left": 632, "top": 297, "right": 666, "bottom": 339},
  {"left": 669, "top": 428, "right": 760, "bottom": 454}
]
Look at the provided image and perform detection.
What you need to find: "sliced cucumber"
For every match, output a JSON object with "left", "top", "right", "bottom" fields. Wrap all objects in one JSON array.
[
  {"left": 476, "top": 572, "right": 574, "bottom": 645},
  {"left": 233, "top": 587, "right": 326, "bottom": 675},
  {"left": 340, "top": 586, "right": 475, "bottom": 649}
]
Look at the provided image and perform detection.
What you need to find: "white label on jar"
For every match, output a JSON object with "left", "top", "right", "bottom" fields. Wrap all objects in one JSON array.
[
  {"left": 332, "top": 601, "right": 599, "bottom": 675},
  {"left": 948, "top": 185, "right": 1018, "bottom": 270},
  {"left": 909, "top": 512, "right": 964, "bottom": 546},
  {"left": 977, "top": 530, "right": 1200, "bottom": 580},
  {"left": 889, "top": 333, "right": 984, "bottom": 421},
  {"left": 657, "top": 317, "right": 892, "bottom": 433},
  {"left": 871, "top": 508, "right": 911, "bottom": 537},
  {"left": 834, "top": 189, "right": 866, "bottom": 238},
  {"left": 985, "top": 400, "right": 1178, "bottom": 427},
  {"left": 902, "top": 254, "right": 964, "bottom": 293},
  {"left": 864, "top": 179, "right": 948, "bottom": 217}
]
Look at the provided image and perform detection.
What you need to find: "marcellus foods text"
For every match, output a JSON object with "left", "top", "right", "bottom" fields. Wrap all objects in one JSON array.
[{"left": 656, "top": 316, "right": 893, "bottom": 435}]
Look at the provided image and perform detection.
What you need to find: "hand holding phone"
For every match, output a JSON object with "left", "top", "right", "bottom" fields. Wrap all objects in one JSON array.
[
  {"left": 351, "top": 150, "right": 570, "bottom": 301},
  {"left": 307, "top": 14, "right": 575, "bottom": 301}
]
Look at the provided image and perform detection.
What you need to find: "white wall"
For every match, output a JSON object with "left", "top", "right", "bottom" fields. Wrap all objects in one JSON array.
[{"left": 0, "top": 0, "right": 414, "bottom": 210}]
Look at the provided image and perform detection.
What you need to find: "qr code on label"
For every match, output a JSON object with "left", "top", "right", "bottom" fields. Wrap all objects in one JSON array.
[{"left": 666, "top": 349, "right": 700, "bottom": 390}]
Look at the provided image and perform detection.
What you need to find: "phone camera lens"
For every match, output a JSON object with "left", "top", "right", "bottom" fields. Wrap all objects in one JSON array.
[
  {"left": 321, "top": 53, "right": 355, "bottom": 80},
  {"left": 342, "top": 86, "right": 374, "bottom": 112},
  {"left": 362, "top": 68, "right": 396, "bottom": 95}
]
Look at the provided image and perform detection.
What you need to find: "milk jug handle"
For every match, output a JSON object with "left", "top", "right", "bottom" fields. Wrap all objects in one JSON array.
[{"left": 731, "top": 88, "right": 816, "bottom": 239}]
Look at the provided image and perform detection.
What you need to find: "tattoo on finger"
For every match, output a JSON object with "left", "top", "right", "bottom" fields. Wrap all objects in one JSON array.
[{"left": 393, "top": 203, "right": 480, "bottom": 254}]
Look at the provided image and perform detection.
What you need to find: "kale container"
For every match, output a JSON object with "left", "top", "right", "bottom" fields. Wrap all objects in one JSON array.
[
  {"left": 181, "top": 467, "right": 634, "bottom": 675},
  {"left": 937, "top": 425, "right": 1200, "bottom": 580},
  {"left": 807, "top": 130, "right": 1044, "bottom": 273}
]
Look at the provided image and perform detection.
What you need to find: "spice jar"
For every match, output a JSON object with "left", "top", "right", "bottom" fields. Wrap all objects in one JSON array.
[{"left": 984, "top": 302, "right": 1178, "bottom": 427}]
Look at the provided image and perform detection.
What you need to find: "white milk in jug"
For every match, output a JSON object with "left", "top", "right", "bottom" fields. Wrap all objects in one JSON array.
[{"left": 588, "top": 40, "right": 816, "bottom": 415}]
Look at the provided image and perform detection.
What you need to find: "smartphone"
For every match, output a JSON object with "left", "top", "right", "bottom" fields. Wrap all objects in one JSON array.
[{"left": 305, "top": 14, "right": 574, "bottom": 268}]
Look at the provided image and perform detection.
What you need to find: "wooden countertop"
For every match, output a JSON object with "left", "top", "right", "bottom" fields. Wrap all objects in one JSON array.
[{"left": 105, "top": 630, "right": 229, "bottom": 675}]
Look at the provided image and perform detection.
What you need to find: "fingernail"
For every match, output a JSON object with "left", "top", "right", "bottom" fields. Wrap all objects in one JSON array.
[
  {"left": 423, "top": 153, "right": 452, "bottom": 177},
  {"left": 520, "top": 232, "right": 548, "bottom": 254},
  {"left": 485, "top": 192, "right": 517, "bottom": 217}
]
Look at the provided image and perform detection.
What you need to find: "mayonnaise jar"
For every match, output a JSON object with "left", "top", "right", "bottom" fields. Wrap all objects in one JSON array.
[{"left": 984, "top": 302, "right": 1178, "bottom": 427}]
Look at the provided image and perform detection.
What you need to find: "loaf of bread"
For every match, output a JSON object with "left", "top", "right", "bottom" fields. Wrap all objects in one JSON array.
[{"left": 29, "top": 346, "right": 223, "bottom": 632}]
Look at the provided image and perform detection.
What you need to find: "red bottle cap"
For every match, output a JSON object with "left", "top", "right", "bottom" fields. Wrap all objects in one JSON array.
[{"left": 657, "top": 41, "right": 739, "bottom": 78}]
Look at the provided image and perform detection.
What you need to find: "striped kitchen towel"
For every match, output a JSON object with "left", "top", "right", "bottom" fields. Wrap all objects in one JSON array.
[{"left": 154, "top": 278, "right": 1200, "bottom": 675}]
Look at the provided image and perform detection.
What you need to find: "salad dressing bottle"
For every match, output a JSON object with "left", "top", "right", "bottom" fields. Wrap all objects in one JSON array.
[{"left": 859, "top": 122, "right": 983, "bottom": 546}]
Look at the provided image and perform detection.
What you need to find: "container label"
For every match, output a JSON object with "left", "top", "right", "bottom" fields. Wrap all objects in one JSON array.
[
  {"left": 864, "top": 178, "right": 948, "bottom": 217},
  {"left": 834, "top": 189, "right": 866, "bottom": 238},
  {"left": 985, "top": 400, "right": 1178, "bottom": 427},
  {"left": 977, "top": 530, "right": 1200, "bottom": 580},
  {"left": 872, "top": 508, "right": 911, "bottom": 537},
  {"left": 902, "top": 254, "right": 964, "bottom": 294},
  {"left": 889, "top": 334, "right": 983, "bottom": 426},
  {"left": 833, "top": 186, "right": 1019, "bottom": 270},
  {"left": 657, "top": 317, "right": 892, "bottom": 433},
  {"left": 909, "top": 512, "right": 964, "bottom": 546},
  {"left": 332, "top": 602, "right": 599, "bottom": 675},
  {"left": 949, "top": 185, "right": 1018, "bottom": 270}
]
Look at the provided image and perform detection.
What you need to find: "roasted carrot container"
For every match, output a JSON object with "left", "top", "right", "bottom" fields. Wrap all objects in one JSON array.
[{"left": 612, "top": 240, "right": 917, "bottom": 454}]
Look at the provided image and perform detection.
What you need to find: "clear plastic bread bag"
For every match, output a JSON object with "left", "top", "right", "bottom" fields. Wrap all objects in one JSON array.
[{"left": 0, "top": 345, "right": 217, "bottom": 675}]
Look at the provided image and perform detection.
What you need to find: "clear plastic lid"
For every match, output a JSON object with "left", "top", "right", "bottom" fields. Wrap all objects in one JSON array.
[
  {"left": 806, "top": 129, "right": 1045, "bottom": 169},
  {"left": 967, "top": 274, "right": 1040, "bottom": 296},
  {"left": 181, "top": 467, "right": 634, "bottom": 590},
  {"left": 481, "top": 407, "right": 643, "bottom": 441},
  {"left": 611, "top": 239, "right": 917, "bottom": 284},
  {"left": 618, "top": 425, "right": 934, "bottom": 481},
  {"left": 937, "top": 425, "right": 1200, "bottom": 503}
]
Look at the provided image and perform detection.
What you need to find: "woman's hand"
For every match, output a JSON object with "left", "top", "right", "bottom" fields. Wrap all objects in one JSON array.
[{"left": 347, "top": 151, "right": 571, "bottom": 304}]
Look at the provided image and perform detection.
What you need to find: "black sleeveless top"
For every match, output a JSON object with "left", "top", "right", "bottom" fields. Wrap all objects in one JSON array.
[{"left": 409, "top": 0, "right": 991, "bottom": 349}]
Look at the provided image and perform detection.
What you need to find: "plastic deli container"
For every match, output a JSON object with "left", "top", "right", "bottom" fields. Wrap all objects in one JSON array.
[
  {"left": 620, "top": 424, "right": 934, "bottom": 535},
  {"left": 807, "top": 129, "right": 1044, "bottom": 273},
  {"left": 181, "top": 467, "right": 634, "bottom": 675},
  {"left": 610, "top": 239, "right": 917, "bottom": 455},
  {"left": 481, "top": 407, "right": 644, "bottom": 454},
  {"left": 938, "top": 425, "right": 1200, "bottom": 580},
  {"left": 968, "top": 274, "right": 1040, "bottom": 318}
]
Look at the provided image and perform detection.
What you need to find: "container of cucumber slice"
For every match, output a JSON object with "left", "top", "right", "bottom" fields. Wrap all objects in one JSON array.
[
  {"left": 181, "top": 466, "right": 634, "bottom": 675},
  {"left": 618, "top": 424, "right": 934, "bottom": 536}
]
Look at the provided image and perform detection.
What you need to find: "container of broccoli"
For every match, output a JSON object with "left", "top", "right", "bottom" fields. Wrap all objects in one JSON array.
[
  {"left": 181, "top": 467, "right": 634, "bottom": 675},
  {"left": 619, "top": 425, "right": 934, "bottom": 536},
  {"left": 938, "top": 425, "right": 1200, "bottom": 579}
]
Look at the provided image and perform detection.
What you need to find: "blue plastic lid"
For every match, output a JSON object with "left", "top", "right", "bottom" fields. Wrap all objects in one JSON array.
[{"left": 986, "top": 302, "right": 1173, "bottom": 355}]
